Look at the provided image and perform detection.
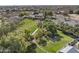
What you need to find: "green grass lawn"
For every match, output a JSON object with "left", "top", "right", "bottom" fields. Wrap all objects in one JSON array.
[
  {"left": 36, "top": 30, "right": 74, "bottom": 53},
  {"left": 17, "top": 19, "right": 38, "bottom": 33}
]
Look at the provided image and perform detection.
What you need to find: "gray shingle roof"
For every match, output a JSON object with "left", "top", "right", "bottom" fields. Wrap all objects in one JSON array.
[
  {"left": 59, "top": 46, "right": 79, "bottom": 53},
  {"left": 67, "top": 47, "right": 79, "bottom": 53}
]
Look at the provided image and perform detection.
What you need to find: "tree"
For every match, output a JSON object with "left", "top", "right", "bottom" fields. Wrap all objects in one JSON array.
[
  {"left": 38, "top": 37, "right": 47, "bottom": 46},
  {"left": 43, "top": 20, "right": 57, "bottom": 36},
  {"left": 24, "top": 29, "right": 34, "bottom": 41},
  {"left": 47, "top": 11, "right": 53, "bottom": 16},
  {"left": 19, "top": 12, "right": 28, "bottom": 17},
  {"left": 37, "top": 20, "right": 43, "bottom": 28},
  {"left": 69, "top": 10, "right": 73, "bottom": 14},
  {"left": 75, "top": 10, "right": 79, "bottom": 14},
  {"left": 0, "top": 37, "right": 21, "bottom": 53},
  {"left": 26, "top": 43, "right": 37, "bottom": 53}
]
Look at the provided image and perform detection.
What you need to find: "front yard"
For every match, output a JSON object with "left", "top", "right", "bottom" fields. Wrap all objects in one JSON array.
[{"left": 36, "top": 30, "right": 74, "bottom": 53}]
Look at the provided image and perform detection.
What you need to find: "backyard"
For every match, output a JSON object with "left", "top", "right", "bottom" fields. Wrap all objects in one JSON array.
[{"left": 0, "top": 18, "right": 74, "bottom": 53}]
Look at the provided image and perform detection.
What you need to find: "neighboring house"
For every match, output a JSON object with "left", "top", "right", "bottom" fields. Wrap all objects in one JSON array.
[
  {"left": 34, "top": 13, "right": 44, "bottom": 19},
  {"left": 59, "top": 42, "right": 79, "bottom": 53},
  {"left": 23, "top": 13, "right": 44, "bottom": 20},
  {"left": 59, "top": 46, "right": 79, "bottom": 53},
  {"left": 46, "top": 16, "right": 56, "bottom": 19}
]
